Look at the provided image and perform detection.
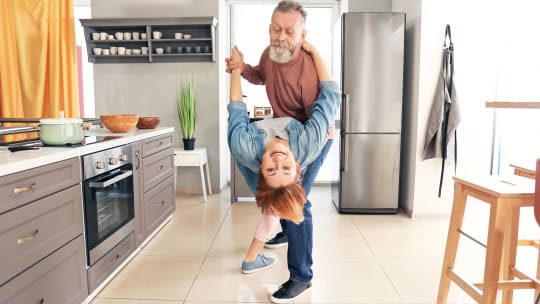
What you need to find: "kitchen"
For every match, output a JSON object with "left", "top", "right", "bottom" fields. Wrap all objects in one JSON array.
[{"left": 1, "top": 0, "right": 540, "bottom": 303}]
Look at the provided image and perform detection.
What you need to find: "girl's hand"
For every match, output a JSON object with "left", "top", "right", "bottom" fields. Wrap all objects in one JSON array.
[
  {"left": 301, "top": 40, "right": 317, "bottom": 55},
  {"left": 226, "top": 45, "right": 244, "bottom": 73}
]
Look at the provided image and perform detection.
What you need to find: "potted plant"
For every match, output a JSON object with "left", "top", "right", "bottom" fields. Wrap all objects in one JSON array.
[{"left": 177, "top": 78, "right": 197, "bottom": 150}]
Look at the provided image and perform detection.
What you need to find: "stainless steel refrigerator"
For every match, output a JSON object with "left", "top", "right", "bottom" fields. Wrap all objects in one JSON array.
[{"left": 332, "top": 12, "right": 405, "bottom": 214}]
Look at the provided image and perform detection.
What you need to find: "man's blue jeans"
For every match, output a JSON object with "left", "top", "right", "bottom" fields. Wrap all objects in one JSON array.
[{"left": 281, "top": 139, "right": 333, "bottom": 283}]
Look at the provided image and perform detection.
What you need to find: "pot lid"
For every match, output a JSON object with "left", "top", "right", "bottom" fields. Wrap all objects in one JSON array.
[{"left": 39, "top": 118, "right": 83, "bottom": 124}]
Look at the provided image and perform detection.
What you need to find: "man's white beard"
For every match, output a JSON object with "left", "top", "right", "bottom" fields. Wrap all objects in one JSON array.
[{"left": 269, "top": 43, "right": 297, "bottom": 64}]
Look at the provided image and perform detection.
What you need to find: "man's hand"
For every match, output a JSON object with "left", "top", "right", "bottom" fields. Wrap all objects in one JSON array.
[{"left": 225, "top": 45, "right": 245, "bottom": 73}]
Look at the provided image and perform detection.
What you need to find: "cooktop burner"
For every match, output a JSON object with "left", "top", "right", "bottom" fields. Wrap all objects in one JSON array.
[{"left": 0, "top": 135, "right": 121, "bottom": 148}]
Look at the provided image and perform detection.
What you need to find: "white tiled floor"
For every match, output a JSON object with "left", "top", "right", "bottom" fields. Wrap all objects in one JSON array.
[{"left": 91, "top": 185, "right": 539, "bottom": 304}]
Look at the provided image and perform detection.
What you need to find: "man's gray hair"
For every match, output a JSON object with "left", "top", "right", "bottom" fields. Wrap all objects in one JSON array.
[{"left": 273, "top": 0, "right": 307, "bottom": 25}]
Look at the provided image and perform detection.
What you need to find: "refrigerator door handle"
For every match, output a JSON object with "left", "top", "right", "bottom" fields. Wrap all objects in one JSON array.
[
  {"left": 343, "top": 93, "right": 350, "bottom": 132},
  {"left": 343, "top": 134, "right": 349, "bottom": 172}
]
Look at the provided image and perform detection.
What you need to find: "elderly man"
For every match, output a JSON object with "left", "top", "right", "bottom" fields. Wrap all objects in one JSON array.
[{"left": 226, "top": 1, "right": 335, "bottom": 303}]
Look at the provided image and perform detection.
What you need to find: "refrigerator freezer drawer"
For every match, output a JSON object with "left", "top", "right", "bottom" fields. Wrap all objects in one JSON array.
[{"left": 337, "top": 133, "right": 400, "bottom": 213}]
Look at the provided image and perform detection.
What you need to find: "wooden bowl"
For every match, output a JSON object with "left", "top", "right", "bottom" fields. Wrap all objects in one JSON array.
[
  {"left": 100, "top": 114, "right": 139, "bottom": 133},
  {"left": 136, "top": 116, "right": 160, "bottom": 129}
]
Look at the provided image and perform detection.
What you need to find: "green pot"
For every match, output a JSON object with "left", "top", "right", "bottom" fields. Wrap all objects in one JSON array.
[{"left": 39, "top": 118, "right": 84, "bottom": 145}]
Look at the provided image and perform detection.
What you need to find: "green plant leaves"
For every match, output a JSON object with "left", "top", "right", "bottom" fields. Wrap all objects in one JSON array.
[{"left": 178, "top": 78, "right": 196, "bottom": 139}]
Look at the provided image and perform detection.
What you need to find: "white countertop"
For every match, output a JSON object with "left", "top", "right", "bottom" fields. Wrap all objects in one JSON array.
[{"left": 0, "top": 127, "right": 174, "bottom": 177}]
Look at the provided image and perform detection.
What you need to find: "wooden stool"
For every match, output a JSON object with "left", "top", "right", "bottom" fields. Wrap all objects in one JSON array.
[{"left": 437, "top": 174, "right": 537, "bottom": 304}]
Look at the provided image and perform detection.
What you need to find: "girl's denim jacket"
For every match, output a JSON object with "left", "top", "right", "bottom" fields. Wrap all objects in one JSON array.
[{"left": 227, "top": 81, "right": 340, "bottom": 194}]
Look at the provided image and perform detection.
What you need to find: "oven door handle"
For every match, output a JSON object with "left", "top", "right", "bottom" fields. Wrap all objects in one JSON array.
[{"left": 89, "top": 170, "right": 133, "bottom": 188}]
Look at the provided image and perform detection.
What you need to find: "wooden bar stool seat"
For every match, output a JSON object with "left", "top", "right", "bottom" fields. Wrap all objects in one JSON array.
[{"left": 437, "top": 174, "right": 538, "bottom": 304}]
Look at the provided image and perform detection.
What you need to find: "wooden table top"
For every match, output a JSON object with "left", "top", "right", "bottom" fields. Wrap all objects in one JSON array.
[{"left": 485, "top": 101, "right": 540, "bottom": 109}]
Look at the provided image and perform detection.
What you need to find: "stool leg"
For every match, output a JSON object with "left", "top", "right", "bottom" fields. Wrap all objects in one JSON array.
[
  {"left": 200, "top": 165, "right": 208, "bottom": 201},
  {"left": 482, "top": 199, "right": 505, "bottom": 304},
  {"left": 500, "top": 201, "right": 520, "bottom": 304},
  {"left": 205, "top": 163, "right": 212, "bottom": 194},
  {"left": 536, "top": 242, "right": 540, "bottom": 302},
  {"left": 437, "top": 182, "right": 468, "bottom": 304}
]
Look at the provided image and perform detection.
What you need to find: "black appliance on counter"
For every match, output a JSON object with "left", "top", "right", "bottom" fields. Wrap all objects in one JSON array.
[{"left": 82, "top": 144, "right": 135, "bottom": 266}]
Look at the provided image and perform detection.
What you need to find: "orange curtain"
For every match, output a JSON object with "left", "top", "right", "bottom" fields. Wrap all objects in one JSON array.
[{"left": 0, "top": 0, "right": 79, "bottom": 120}]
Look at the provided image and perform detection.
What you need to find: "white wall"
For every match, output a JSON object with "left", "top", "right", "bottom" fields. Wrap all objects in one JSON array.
[{"left": 91, "top": 0, "right": 227, "bottom": 193}]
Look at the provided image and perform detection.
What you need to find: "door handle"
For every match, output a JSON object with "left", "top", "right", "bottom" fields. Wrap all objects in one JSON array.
[{"left": 89, "top": 170, "right": 133, "bottom": 188}]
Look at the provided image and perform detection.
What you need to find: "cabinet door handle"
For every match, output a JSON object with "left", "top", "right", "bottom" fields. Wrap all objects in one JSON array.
[
  {"left": 159, "top": 164, "right": 164, "bottom": 170},
  {"left": 135, "top": 151, "right": 141, "bottom": 170},
  {"left": 40, "top": 298, "right": 44, "bottom": 304},
  {"left": 17, "top": 229, "right": 39, "bottom": 245},
  {"left": 158, "top": 200, "right": 165, "bottom": 206},
  {"left": 158, "top": 141, "right": 164, "bottom": 146},
  {"left": 13, "top": 182, "right": 36, "bottom": 194},
  {"left": 109, "top": 254, "right": 121, "bottom": 266}
]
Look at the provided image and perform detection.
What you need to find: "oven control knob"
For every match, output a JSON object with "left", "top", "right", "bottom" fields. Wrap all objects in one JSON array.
[
  {"left": 120, "top": 154, "right": 128, "bottom": 161},
  {"left": 109, "top": 158, "right": 118, "bottom": 165},
  {"left": 96, "top": 161, "right": 105, "bottom": 169}
]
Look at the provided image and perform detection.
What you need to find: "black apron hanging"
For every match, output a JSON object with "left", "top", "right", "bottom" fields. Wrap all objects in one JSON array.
[{"left": 422, "top": 24, "right": 462, "bottom": 197}]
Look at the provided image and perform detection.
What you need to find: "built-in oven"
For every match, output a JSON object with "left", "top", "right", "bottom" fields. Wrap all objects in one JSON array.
[{"left": 82, "top": 144, "right": 135, "bottom": 266}]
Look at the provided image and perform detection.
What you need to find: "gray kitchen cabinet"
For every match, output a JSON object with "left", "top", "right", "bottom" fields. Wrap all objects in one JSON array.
[
  {"left": 131, "top": 141, "right": 145, "bottom": 247},
  {"left": 79, "top": 17, "right": 217, "bottom": 64},
  {"left": 0, "top": 157, "right": 87, "bottom": 302},
  {"left": 0, "top": 157, "right": 80, "bottom": 214},
  {"left": 0, "top": 236, "right": 88, "bottom": 304},
  {"left": 87, "top": 232, "right": 135, "bottom": 292},
  {"left": 0, "top": 184, "right": 83, "bottom": 286},
  {"left": 141, "top": 133, "right": 175, "bottom": 236}
]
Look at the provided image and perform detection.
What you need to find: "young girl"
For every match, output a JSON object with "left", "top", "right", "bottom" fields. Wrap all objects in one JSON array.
[{"left": 227, "top": 41, "right": 340, "bottom": 273}]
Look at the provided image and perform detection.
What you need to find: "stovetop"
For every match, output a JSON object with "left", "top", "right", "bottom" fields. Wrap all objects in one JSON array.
[{"left": 0, "top": 135, "right": 121, "bottom": 148}]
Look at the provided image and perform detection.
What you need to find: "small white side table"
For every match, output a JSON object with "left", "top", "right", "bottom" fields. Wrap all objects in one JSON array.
[{"left": 174, "top": 147, "right": 212, "bottom": 201}]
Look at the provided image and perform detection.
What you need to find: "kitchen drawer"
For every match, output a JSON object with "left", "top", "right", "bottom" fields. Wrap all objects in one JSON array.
[
  {"left": 142, "top": 133, "right": 173, "bottom": 158},
  {"left": 144, "top": 175, "right": 175, "bottom": 236},
  {"left": 87, "top": 232, "right": 135, "bottom": 292},
  {"left": 0, "top": 184, "right": 83, "bottom": 286},
  {"left": 0, "top": 157, "right": 81, "bottom": 214},
  {"left": 0, "top": 236, "right": 88, "bottom": 304},
  {"left": 142, "top": 147, "right": 174, "bottom": 192}
]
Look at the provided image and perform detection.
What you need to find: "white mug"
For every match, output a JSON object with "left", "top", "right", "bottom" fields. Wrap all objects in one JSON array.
[
  {"left": 110, "top": 47, "right": 118, "bottom": 55},
  {"left": 118, "top": 47, "right": 126, "bottom": 55},
  {"left": 174, "top": 32, "right": 183, "bottom": 39},
  {"left": 91, "top": 32, "right": 100, "bottom": 40},
  {"left": 141, "top": 33, "right": 147, "bottom": 39},
  {"left": 152, "top": 31, "right": 162, "bottom": 39},
  {"left": 99, "top": 32, "right": 108, "bottom": 40},
  {"left": 132, "top": 32, "right": 140, "bottom": 40},
  {"left": 124, "top": 32, "right": 132, "bottom": 40},
  {"left": 102, "top": 49, "right": 110, "bottom": 56},
  {"left": 155, "top": 48, "right": 164, "bottom": 55},
  {"left": 115, "top": 32, "right": 124, "bottom": 40},
  {"left": 92, "top": 48, "right": 102, "bottom": 55},
  {"left": 141, "top": 47, "right": 148, "bottom": 55}
]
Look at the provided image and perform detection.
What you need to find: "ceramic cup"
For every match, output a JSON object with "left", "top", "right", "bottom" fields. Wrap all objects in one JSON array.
[
  {"left": 203, "top": 45, "right": 210, "bottom": 53},
  {"left": 91, "top": 32, "right": 100, "bottom": 40},
  {"left": 132, "top": 49, "right": 141, "bottom": 55},
  {"left": 108, "top": 34, "right": 114, "bottom": 40},
  {"left": 92, "top": 47, "right": 102, "bottom": 55},
  {"left": 165, "top": 46, "right": 173, "bottom": 53},
  {"left": 125, "top": 49, "right": 132, "bottom": 55},
  {"left": 183, "top": 34, "right": 192, "bottom": 40},
  {"left": 141, "top": 33, "right": 147, "bottom": 39},
  {"left": 194, "top": 46, "right": 201, "bottom": 53},
  {"left": 102, "top": 49, "right": 110, "bottom": 56},
  {"left": 99, "top": 32, "right": 108, "bottom": 40},
  {"left": 176, "top": 46, "right": 184, "bottom": 53},
  {"left": 115, "top": 32, "right": 124, "bottom": 40},
  {"left": 152, "top": 31, "right": 162, "bottom": 39},
  {"left": 174, "top": 32, "right": 183, "bottom": 39},
  {"left": 118, "top": 47, "right": 126, "bottom": 55},
  {"left": 155, "top": 48, "right": 164, "bottom": 54},
  {"left": 124, "top": 32, "right": 131, "bottom": 40},
  {"left": 141, "top": 47, "right": 148, "bottom": 55},
  {"left": 110, "top": 46, "right": 118, "bottom": 55},
  {"left": 132, "top": 32, "right": 140, "bottom": 40},
  {"left": 184, "top": 46, "right": 192, "bottom": 53}
]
